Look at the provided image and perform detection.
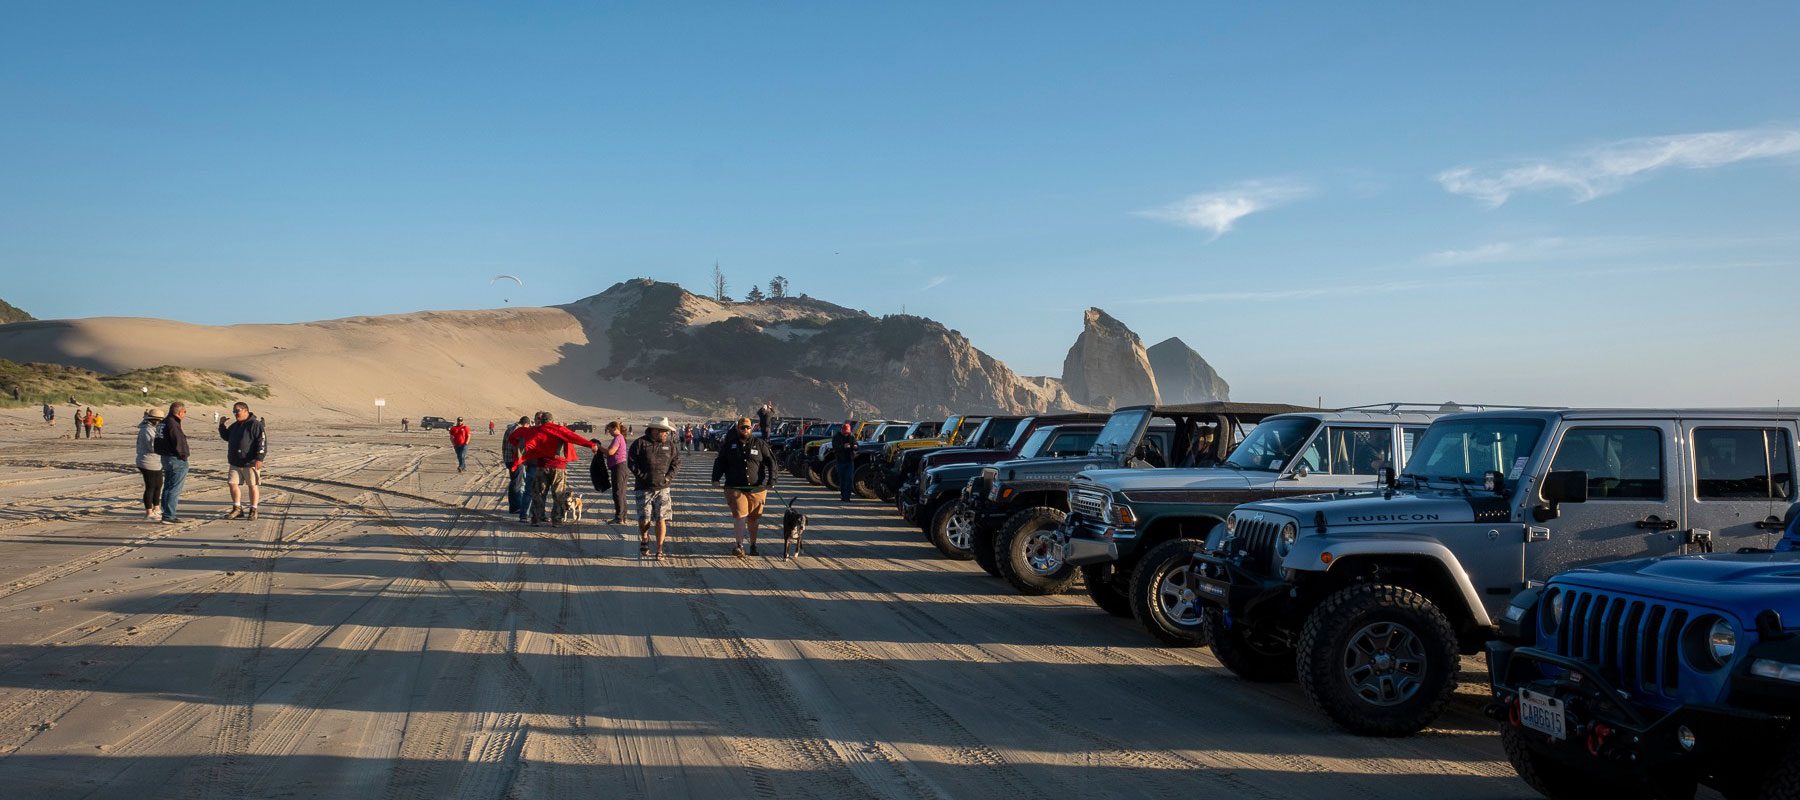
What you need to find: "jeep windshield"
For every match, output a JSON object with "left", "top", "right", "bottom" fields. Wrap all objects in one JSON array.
[
  {"left": 1090, "top": 409, "right": 1148, "bottom": 456},
  {"left": 1223, "top": 416, "right": 1320, "bottom": 472},
  {"left": 1402, "top": 418, "right": 1546, "bottom": 490}
]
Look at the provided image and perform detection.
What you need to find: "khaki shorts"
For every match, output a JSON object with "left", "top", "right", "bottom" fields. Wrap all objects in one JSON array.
[
  {"left": 724, "top": 488, "right": 766, "bottom": 519},
  {"left": 228, "top": 466, "right": 261, "bottom": 487},
  {"left": 636, "top": 488, "right": 673, "bottom": 523}
]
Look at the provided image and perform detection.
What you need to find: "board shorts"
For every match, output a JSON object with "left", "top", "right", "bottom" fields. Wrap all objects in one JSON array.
[
  {"left": 636, "top": 488, "right": 673, "bottom": 523},
  {"left": 724, "top": 488, "right": 766, "bottom": 519},
  {"left": 228, "top": 466, "right": 261, "bottom": 487}
]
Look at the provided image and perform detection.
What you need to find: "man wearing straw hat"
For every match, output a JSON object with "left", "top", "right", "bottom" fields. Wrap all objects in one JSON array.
[{"left": 628, "top": 416, "right": 682, "bottom": 560}]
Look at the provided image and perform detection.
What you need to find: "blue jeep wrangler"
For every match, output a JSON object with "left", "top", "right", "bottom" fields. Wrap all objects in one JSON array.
[{"left": 1486, "top": 547, "right": 1800, "bottom": 799}]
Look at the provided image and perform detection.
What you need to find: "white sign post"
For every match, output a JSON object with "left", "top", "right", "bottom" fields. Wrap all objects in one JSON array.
[{"left": 374, "top": 398, "right": 386, "bottom": 424}]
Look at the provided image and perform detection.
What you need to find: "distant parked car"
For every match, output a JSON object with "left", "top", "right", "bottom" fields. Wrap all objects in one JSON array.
[
  {"left": 418, "top": 416, "right": 453, "bottom": 430},
  {"left": 567, "top": 421, "right": 595, "bottom": 433}
]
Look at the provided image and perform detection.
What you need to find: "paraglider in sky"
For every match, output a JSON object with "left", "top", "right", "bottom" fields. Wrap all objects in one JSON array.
[{"left": 491, "top": 274, "right": 522, "bottom": 304}]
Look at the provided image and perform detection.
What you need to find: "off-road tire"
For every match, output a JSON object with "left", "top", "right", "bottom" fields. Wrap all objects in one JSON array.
[
  {"left": 994, "top": 507, "right": 1077, "bottom": 595},
  {"left": 1755, "top": 733, "right": 1800, "bottom": 800},
  {"left": 1128, "top": 539, "right": 1213, "bottom": 647},
  {"left": 970, "top": 522, "right": 1001, "bottom": 577},
  {"left": 1498, "top": 725, "right": 1677, "bottom": 799},
  {"left": 1296, "top": 584, "right": 1460, "bottom": 737},
  {"left": 928, "top": 502, "right": 976, "bottom": 560},
  {"left": 852, "top": 464, "right": 883, "bottom": 500},
  {"left": 805, "top": 463, "right": 822, "bottom": 486},
  {"left": 822, "top": 463, "right": 840, "bottom": 492},
  {"left": 1206, "top": 614, "right": 1297, "bottom": 683},
  {"left": 1082, "top": 564, "right": 1133, "bottom": 618}
]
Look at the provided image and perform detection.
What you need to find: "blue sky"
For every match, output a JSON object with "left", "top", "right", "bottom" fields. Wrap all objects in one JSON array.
[{"left": 3, "top": 2, "right": 1798, "bottom": 406}]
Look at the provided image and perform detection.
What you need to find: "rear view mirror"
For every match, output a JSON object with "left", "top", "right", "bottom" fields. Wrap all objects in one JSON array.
[{"left": 1533, "top": 470, "right": 1588, "bottom": 522}]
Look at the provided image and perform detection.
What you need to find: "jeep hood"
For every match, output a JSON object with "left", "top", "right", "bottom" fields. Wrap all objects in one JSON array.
[
  {"left": 1553, "top": 553, "right": 1800, "bottom": 615},
  {"left": 1075, "top": 467, "right": 1255, "bottom": 493},
  {"left": 1243, "top": 490, "right": 1502, "bottom": 527},
  {"left": 991, "top": 455, "right": 1106, "bottom": 480}
]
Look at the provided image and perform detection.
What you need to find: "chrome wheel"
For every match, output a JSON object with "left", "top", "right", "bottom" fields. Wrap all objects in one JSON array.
[
  {"left": 1023, "top": 529, "right": 1063, "bottom": 575},
  {"left": 945, "top": 510, "right": 974, "bottom": 551},
  {"left": 1342, "top": 621, "right": 1426, "bottom": 706},
  {"left": 1155, "top": 566, "right": 1203, "bottom": 628}
]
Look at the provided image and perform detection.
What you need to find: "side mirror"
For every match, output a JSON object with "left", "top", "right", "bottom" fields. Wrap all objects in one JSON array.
[
  {"left": 1378, "top": 466, "right": 1396, "bottom": 489},
  {"left": 1533, "top": 470, "right": 1588, "bottom": 522},
  {"left": 1289, "top": 463, "right": 1310, "bottom": 480}
]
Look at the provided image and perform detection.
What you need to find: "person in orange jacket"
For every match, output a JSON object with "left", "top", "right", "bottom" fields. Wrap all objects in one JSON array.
[
  {"left": 509, "top": 411, "right": 598, "bottom": 527},
  {"left": 449, "top": 418, "right": 472, "bottom": 472}
]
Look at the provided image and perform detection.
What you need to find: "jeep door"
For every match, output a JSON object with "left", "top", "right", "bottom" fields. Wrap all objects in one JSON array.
[
  {"left": 1529, "top": 421, "right": 1683, "bottom": 580},
  {"left": 1288, "top": 424, "right": 1423, "bottom": 491},
  {"left": 1679, "top": 420, "right": 1797, "bottom": 552}
]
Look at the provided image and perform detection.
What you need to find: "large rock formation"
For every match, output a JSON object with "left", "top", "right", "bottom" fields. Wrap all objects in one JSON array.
[
  {"left": 1060, "top": 308, "right": 1161, "bottom": 408},
  {"left": 1147, "top": 337, "right": 1229, "bottom": 403},
  {"left": 582, "top": 279, "right": 1089, "bottom": 419},
  {"left": 0, "top": 298, "right": 33, "bottom": 325}
]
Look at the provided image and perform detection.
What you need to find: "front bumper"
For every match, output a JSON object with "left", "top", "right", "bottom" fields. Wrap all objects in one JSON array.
[
  {"left": 1485, "top": 642, "right": 1792, "bottom": 784},
  {"left": 1058, "top": 514, "right": 1129, "bottom": 567},
  {"left": 1187, "top": 552, "right": 1292, "bottom": 619}
]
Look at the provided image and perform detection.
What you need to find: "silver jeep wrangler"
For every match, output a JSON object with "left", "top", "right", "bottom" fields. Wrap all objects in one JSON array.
[{"left": 1191, "top": 408, "right": 1798, "bottom": 737}]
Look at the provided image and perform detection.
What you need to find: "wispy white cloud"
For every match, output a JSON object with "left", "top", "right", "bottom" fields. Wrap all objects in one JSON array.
[
  {"left": 1128, "top": 280, "right": 1434, "bottom": 304},
  {"left": 1137, "top": 179, "right": 1313, "bottom": 238},
  {"left": 921, "top": 275, "right": 949, "bottom": 291},
  {"left": 1438, "top": 127, "right": 1800, "bottom": 206},
  {"left": 1420, "top": 233, "right": 1796, "bottom": 267}
]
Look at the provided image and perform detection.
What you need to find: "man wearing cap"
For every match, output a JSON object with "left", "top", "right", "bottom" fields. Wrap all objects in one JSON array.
[
  {"left": 502, "top": 415, "right": 531, "bottom": 516},
  {"left": 449, "top": 418, "right": 472, "bottom": 472},
  {"left": 713, "top": 416, "right": 777, "bottom": 557},
  {"left": 509, "top": 411, "right": 597, "bottom": 527},
  {"left": 628, "top": 417, "right": 682, "bottom": 559}
]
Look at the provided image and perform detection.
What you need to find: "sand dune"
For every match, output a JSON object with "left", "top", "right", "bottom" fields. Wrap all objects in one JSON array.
[{"left": 0, "top": 297, "right": 679, "bottom": 424}]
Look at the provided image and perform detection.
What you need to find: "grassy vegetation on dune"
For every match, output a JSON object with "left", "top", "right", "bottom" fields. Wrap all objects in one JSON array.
[
  {"left": 0, "top": 298, "right": 32, "bottom": 324},
  {"left": 0, "top": 360, "right": 270, "bottom": 408}
]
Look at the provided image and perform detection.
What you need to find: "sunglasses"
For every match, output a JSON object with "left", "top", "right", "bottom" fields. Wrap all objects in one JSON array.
[{"left": 738, "top": 424, "right": 752, "bottom": 429}]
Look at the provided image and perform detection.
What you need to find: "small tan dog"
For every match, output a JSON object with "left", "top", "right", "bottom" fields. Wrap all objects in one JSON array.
[{"left": 567, "top": 493, "right": 584, "bottom": 524}]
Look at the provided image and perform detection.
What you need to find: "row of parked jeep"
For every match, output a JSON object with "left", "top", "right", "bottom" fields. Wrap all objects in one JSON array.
[{"left": 765, "top": 402, "right": 1800, "bottom": 800}]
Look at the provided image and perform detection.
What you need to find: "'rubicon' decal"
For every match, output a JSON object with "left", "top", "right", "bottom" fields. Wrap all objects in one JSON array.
[{"left": 1346, "top": 513, "right": 1440, "bottom": 523}]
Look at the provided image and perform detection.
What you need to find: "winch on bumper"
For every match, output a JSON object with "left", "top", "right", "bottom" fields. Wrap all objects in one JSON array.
[
  {"left": 1485, "top": 641, "right": 1792, "bottom": 782},
  {"left": 1187, "top": 552, "right": 1295, "bottom": 618}
]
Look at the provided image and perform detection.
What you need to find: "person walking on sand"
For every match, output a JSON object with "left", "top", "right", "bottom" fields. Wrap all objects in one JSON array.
[
  {"left": 91, "top": 410, "right": 104, "bottom": 437},
  {"left": 713, "top": 416, "right": 776, "bottom": 557},
  {"left": 135, "top": 408, "right": 164, "bottom": 520},
  {"left": 488, "top": 420, "right": 495, "bottom": 436},
  {"left": 503, "top": 415, "right": 530, "bottom": 516},
  {"left": 84, "top": 407, "right": 96, "bottom": 438},
  {"left": 154, "top": 402, "right": 191, "bottom": 523},
  {"left": 831, "top": 421, "right": 858, "bottom": 502},
  {"left": 599, "top": 421, "right": 630, "bottom": 524},
  {"left": 509, "top": 411, "right": 598, "bottom": 527},
  {"left": 628, "top": 417, "right": 681, "bottom": 559},
  {"left": 219, "top": 402, "right": 268, "bottom": 520},
  {"left": 757, "top": 403, "right": 772, "bottom": 440},
  {"left": 42, "top": 402, "right": 53, "bottom": 426},
  {"left": 73, "top": 407, "right": 85, "bottom": 439},
  {"left": 449, "top": 418, "right": 471, "bottom": 472},
  {"left": 401, "top": 417, "right": 409, "bottom": 433}
]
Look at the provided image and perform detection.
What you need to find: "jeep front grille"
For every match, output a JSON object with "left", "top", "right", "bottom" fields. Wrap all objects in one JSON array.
[
  {"left": 1232, "top": 516, "right": 1281, "bottom": 565},
  {"left": 1550, "top": 589, "right": 1686, "bottom": 698},
  {"left": 1070, "top": 487, "right": 1108, "bottom": 519}
]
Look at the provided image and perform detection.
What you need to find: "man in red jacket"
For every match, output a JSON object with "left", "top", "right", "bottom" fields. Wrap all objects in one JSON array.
[
  {"left": 449, "top": 418, "right": 472, "bottom": 472},
  {"left": 509, "top": 411, "right": 599, "bottom": 527}
]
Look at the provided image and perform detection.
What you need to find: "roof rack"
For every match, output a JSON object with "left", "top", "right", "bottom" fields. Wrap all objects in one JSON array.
[{"left": 1331, "top": 402, "right": 1566, "bottom": 413}]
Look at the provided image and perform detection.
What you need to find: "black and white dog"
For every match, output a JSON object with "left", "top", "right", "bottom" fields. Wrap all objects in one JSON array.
[{"left": 780, "top": 499, "right": 807, "bottom": 560}]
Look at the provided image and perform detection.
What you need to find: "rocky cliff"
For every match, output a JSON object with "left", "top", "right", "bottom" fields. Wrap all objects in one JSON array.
[
  {"left": 581, "top": 279, "right": 1087, "bottom": 419},
  {"left": 1060, "top": 308, "right": 1161, "bottom": 408},
  {"left": 1147, "top": 337, "right": 1229, "bottom": 403},
  {"left": 0, "top": 298, "right": 33, "bottom": 325}
]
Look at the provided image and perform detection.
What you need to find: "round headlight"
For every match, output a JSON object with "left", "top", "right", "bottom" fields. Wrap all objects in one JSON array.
[
  {"left": 1540, "top": 589, "right": 1563, "bottom": 635},
  {"left": 1708, "top": 618, "right": 1737, "bottom": 664},
  {"left": 1223, "top": 513, "right": 1237, "bottom": 536},
  {"left": 1276, "top": 522, "right": 1298, "bottom": 556}
]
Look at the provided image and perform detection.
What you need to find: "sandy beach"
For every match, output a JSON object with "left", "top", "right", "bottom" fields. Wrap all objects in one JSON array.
[{"left": 0, "top": 409, "right": 1548, "bottom": 799}]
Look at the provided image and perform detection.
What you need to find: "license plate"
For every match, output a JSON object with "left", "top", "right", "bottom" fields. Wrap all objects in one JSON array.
[{"left": 1517, "top": 689, "right": 1566, "bottom": 740}]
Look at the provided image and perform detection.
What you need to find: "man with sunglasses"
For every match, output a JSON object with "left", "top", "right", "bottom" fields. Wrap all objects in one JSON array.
[{"left": 713, "top": 416, "right": 777, "bottom": 557}]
